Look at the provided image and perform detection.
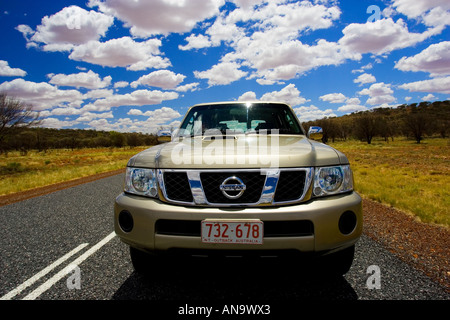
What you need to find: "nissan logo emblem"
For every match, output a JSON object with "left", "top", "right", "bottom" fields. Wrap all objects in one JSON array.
[{"left": 219, "top": 176, "right": 246, "bottom": 199}]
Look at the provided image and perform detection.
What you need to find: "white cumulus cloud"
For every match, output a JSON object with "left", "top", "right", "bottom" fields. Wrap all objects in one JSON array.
[
  {"left": 236, "top": 84, "right": 308, "bottom": 107},
  {"left": 391, "top": 0, "right": 450, "bottom": 27},
  {"left": 17, "top": 5, "right": 114, "bottom": 51},
  {"left": 48, "top": 70, "right": 111, "bottom": 89},
  {"left": 40, "top": 118, "right": 79, "bottom": 129},
  {"left": 319, "top": 93, "right": 347, "bottom": 104},
  {"left": 337, "top": 98, "right": 367, "bottom": 113},
  {"left": 69, "top": 37, "right": 170, "bottom": 71},
  {"left": 359, "top": 82, "right": 396, "bottom": 105},
  {"left": 90, "top": 89, "right": 179, "bottom": 110},
  {"left": 260, "top": 84, "right": 308, "bottom": 107},
  {"left": 131, "top": 70, "right": 186, "bottom": 90},
  {"left": 179, "top": 34, "right": 212, "bottom": 51},
  {"left": 0, "top": 60, "right": 27, "bottom": 77},
  {"left": 338, "top": 18, "right": 443, "bottom": 56},
  {"left": 238, "top": 91, "right": 258, "bottom": 101},
  {"left": 421, "top": 93, "right": 436, "bottom": 101},
  {"left": 194, "top": 62, "right": 247, "bottom": 86},
  {"left": 293, "top": 105, "right": 336, "bottom": 122},
  {"left": 399, "top": 76, "right": 450, "bottom": 94},
  {"left": 0, "top": 78, "right": 83, "bottom": 110},
  {"left": 395, "top": 41, "right": 450, "bottom": 77},
  {"left": 89, "top": 0, "right": 224, "bottom": 37},
  {"left": 354, "top": 73, "right": 376, "bottom": 85}
]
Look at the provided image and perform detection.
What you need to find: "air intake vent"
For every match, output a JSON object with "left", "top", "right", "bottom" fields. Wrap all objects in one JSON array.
[
  {"left": 274, "top": 170, "right": 306, "bottom": 202},
  {"left": 164, "top": 172, "right": 193, "bottom": 203}
]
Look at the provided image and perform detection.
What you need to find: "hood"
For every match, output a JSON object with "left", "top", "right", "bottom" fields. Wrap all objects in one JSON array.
[{"left": 128, "top": 135, "right": 348, "bottom": 169}]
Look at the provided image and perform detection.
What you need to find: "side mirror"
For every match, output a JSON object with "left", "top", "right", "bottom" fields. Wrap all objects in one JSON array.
[
  {"left": 307, "top": 126, "right": 323, "bottom": 141},
  {"left": 157, "top": 130, "right": 172, "bottom": 143}
]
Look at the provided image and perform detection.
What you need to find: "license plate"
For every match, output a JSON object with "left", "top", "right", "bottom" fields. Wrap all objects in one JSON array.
[{"left": 201, "top": 219, "right": 263, "bottom": 244}]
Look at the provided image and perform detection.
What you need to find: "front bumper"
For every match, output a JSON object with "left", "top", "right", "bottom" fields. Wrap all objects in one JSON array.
[{"left": 114, "top": 191, "right": 362, "bottom": 255}]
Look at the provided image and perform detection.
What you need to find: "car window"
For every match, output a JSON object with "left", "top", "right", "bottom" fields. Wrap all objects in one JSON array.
[{"left": 178, "top": 103, "right": 303, "bottom": 136}]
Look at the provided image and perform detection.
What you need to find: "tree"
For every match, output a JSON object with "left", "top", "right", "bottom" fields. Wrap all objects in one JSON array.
[
  {"left": 378, "top": 117, "right": 395, "bottom": 142},
  {"left": 0, "top": 93, "right": 40, "bottom": 152},
  {"left": 127, "top": 132, "right": 143, "bottom": 148},
  {"left": 428, "top": 101, "right": 450, "bottom": 138},
  {"left": 334, "top": 116, "right": 352, "bottom": 141},
  {"left": 312, "top": 117, "right": 338, "bottom": 143},
  {"left": 402, "top": 105, "right": 431, "bottom": 144},
  {"left": 353, "top": 112, "right": 380, "bottom": 144},
  {"left": 109, "top": 131, "right": 126, "bottom": 148}
]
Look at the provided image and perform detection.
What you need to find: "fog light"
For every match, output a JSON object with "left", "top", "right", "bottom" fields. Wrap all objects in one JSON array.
[
  {"left": 119, "top": 210, "right": 134, "bottom": 233},
  {"left": 339, "top": 211, "right": 357, "bottom": 235}
]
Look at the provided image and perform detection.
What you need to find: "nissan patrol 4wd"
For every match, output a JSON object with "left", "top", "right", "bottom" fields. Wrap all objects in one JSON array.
[{"left": 114, "top": 102, "right": 362, "bottom": 275}]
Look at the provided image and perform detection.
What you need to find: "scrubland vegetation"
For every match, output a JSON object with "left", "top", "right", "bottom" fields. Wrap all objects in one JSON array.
[{"left": 330, "top": 138, "right": 449, "bottom": 227}]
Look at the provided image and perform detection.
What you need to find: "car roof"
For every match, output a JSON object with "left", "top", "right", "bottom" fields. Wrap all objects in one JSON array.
[{"left": 191, "top": 101, "right": 292, "bottom": 108}]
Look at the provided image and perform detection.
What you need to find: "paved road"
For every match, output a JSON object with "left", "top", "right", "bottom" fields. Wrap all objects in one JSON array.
[{"left": 0, "top": 174, "right": 448, "bottom": 306}]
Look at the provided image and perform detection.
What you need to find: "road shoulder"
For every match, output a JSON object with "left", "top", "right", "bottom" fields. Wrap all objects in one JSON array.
[{"left": 362, "top": 198, "right": 449, "bottom": 291}]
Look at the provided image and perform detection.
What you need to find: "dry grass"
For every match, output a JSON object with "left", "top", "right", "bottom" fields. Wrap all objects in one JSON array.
[
  {"left": 0, "top": 147, "right": 147, "bottom": 196},
  {"left": 329, "top": 138, "right": 449, "bottom": 227}
]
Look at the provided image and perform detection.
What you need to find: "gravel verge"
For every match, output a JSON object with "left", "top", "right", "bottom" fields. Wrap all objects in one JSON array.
[
  {"left": 362, "top": 198, "right": 449, "bottom": 292},
  {"left": 0, "top": 172, "right": 448, "bottom": 292}
]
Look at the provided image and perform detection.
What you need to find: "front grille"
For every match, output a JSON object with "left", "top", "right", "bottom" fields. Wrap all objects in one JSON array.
[
  {"left": 274, "top": 170, "right": 306, "bottom": 202},
  {"left": 155, "top": 220, "right": 314, "bottom": 237},
  {"left": 164, "top": 172, "right": 193, "bottom": 203},
  {"left": 159, "top": 168, "right": 311, "bottom": 206},
  {"left": 200, "top": 172, "right": 266, "bottom": 204}
]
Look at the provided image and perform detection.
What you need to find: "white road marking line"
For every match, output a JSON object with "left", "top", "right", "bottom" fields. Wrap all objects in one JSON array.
[
  {"left": 22, "top": 231, "right": 116, "bottom": 300},
  {"left": 0, "top": 243, "right": 89, "bottom": 300}
]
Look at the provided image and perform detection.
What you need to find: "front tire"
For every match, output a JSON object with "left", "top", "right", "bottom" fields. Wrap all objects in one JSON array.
[
  {"left": 321, "top": 245, "right": 355, "bottom": 276},
  {"left": 129, "top": 246, "right": 153, "bottom": 274}
]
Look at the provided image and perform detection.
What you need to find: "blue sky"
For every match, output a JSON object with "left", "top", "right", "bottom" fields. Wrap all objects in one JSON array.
[{"left": 0, "top": 0, "right": 449, "bottom": 133}]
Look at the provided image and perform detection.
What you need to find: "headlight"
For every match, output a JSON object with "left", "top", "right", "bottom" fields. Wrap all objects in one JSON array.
[
  {"left": 313, "top": 165, "right": 353, "bottom": 197},
  {"left": 125, "top": 167, "right": 158, "bottom": 198}
]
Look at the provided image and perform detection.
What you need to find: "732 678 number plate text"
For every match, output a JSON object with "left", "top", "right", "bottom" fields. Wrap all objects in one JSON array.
[{"left": 201, "top": 220, "right": 263, "bottom": 244}]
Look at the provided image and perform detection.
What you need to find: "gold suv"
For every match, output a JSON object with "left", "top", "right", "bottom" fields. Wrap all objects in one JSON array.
[{"left": 114, "top": 102, "right": 362, "bottom": 275}]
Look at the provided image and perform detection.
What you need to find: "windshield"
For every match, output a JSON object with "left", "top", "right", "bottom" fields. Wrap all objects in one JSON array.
[{"left": 178, "top": 103, "right": 304, "bottom": 137}]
